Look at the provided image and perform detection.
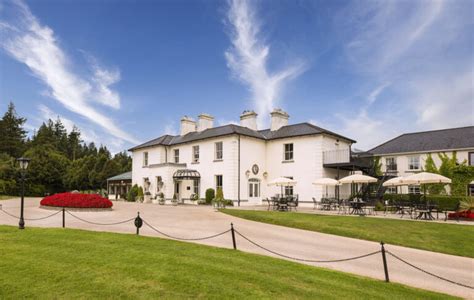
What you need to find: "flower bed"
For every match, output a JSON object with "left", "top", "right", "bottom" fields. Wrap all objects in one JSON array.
[
  {"left": 448, "top": 210, "right": 474, "bottom": 220},
  {"left": 40, "top": 193, "right": 113, "bottom": 209}
]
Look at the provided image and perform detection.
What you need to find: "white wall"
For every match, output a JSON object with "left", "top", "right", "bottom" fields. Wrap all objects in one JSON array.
[{"left": 378, "top": 149, "right": 474, "bottom": 194}]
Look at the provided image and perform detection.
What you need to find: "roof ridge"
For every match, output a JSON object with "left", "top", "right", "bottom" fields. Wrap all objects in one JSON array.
[{"left": 400, "top": 126, "right": 474, "bottom": 136}]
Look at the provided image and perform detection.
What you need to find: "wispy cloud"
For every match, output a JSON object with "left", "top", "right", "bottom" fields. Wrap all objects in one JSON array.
[
  {"left": 332, "top": 0, "right": 473, "bottom": 149},
  {"left": 224, "top": 0, "right": 305, "bottom": 128},
  {"left": 0, "top": 0, "right": 138, "bottom": 144},
  {"left": 367, "top": 82, "right": 390, "bottom": 104},
  {"left": 37, "top": 104, "right": 98, "bottom": 143}
]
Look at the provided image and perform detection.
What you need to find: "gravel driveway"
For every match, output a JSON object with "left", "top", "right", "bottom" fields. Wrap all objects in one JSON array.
[{"left": 1, "top": 198, "right": 472, "bottom": 299}]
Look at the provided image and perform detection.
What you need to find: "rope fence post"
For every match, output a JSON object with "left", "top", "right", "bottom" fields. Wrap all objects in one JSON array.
[
  {"left": 380, "top": 241, "right": 390, "bottom": 282},
  {"left": 62, "top": 208, "right": 65, "bottom": 228},
  {"left": 230, "top": 223, "right": 237, "bottom": 250},
  {"left": 134, "top": 212, "right": 143, "bottom": 235}
]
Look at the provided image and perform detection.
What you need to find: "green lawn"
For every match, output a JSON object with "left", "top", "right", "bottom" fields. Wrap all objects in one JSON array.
[
  {"left": 221, "top": 209, "right": 474, "bottom": 258},
  {"left": 0, "top": 195, "right": 14, "bottom": 200},
  {"left": 0, "top": 226, "right": 454, "bottom": 299}
]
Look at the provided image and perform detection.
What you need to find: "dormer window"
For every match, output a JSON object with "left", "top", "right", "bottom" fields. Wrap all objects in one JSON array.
[
  {"left": 143, "top": 152, "right": 148, "bottom": 167},
  {"left": 174, "top": 149, "right": 180, "bottom": 163}
]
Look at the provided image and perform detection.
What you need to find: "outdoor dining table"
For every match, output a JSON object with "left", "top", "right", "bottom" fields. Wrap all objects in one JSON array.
[
  {"left": 349, "top": 200, "right": 366, "bottom": 215},
  {"left": 415, "top": 203, "right": 437, "bottom": 220}
]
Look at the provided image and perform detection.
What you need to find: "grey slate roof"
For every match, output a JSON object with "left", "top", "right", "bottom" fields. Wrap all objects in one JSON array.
[
  {"left": 107, "top": 171, "right": 132, "bottom": 181},
  {"left": 129, "top": 122, "right": 355, "bottom": 151},
  {"left": 369, "top": 126, "right": 474, "bottom": 155}
]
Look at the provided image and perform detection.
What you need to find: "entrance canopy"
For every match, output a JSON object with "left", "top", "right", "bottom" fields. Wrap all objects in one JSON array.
[{"left": 173, "top": 169, "right": 200, "bottom": 180}]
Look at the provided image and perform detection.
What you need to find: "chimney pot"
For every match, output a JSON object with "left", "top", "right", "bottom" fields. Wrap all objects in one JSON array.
[
  {"left": 240, "top": 110, "right": 258, "bottom": 130},
  {"left": 270, "top": 108, "right": 289, "bottom": 131},
  {"left": 197, "top": 113, "right": 214, "bottom": 132}
]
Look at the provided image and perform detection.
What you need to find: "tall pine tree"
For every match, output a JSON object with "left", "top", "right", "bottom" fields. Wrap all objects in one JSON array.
[{"left": 0, "top": 102, "right": 27, "bottom": 157}]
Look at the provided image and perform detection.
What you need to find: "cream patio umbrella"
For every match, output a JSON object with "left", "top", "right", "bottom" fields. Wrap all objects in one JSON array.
[
  {"left": 382, "top": 176, "right": 409, "bottom": 193},
  {"left": 339, "top": 174, "right": 378, "bottom": 200},
  {"left": 268, "top": 177, "right": 297, "bottom": 196},
  {"left": 339, "top": 174, "right": 378, "bottom": 184},
  {"left": 403, "top": 172, "right": 452, "bottom": 202},
  {"left": 312, "top": 178, "right": 340, "bottom": 197}
]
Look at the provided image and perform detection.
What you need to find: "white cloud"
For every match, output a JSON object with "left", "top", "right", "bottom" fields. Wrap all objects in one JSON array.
[
  {"left": 333, "top": 0, "right": 473, "bottom": 147},
  {"left": 37, "top": 104, "right": 99, "bottom": 143},
  {"left": 0, "top": 1, "right": 138, "bottom": 144},
  {"left": 367, "top": 82, "right": 390, "bottom": 104},
  {"left": 224, "top": 0, "right": 305, "bottom": 128}
]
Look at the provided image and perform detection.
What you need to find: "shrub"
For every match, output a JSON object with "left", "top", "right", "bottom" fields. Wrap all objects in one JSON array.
[
  {"left": 127, "top": 184, "right": 139, "bottom": 202},
  {"left": 40, "top": 193, "right": 113, "bottom": 208},
  {"left": 205, "top": 188, "right": 215, "bottom": 204},
  {"left": 137, "top": 186, "right": 144, "bottom": 200},
  {"left": 215, "top": 188, "right": 224, "bottom": 201},
  {"left": 382, "top": 194, "right": 470, "bottom": 210}
]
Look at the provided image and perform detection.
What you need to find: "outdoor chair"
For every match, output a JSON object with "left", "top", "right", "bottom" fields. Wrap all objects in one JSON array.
[
  {"left": 264, "top": 198, "right": 271, "bottom": 211},
  {"left": 321, "top": 198, "right": 332, "bottom": 210},
  {"left": 337, "top": 199, "right": 350, "bottom": 215},
  {"left": 288, "top": 195, "right": 298, "bottom": 211},
  {"left": 312, "top": 197, "right": 320, "bottom": 210},
  {"left": 364, "top": 200, "right": 377, "bottom": 216},
  {"left": 270, "top": 197, "right": 279, "bottom": 211}
]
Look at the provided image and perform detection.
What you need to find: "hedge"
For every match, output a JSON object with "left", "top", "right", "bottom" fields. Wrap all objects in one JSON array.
[{"left": 382, "top": 194, "right": 471, "bottom": 210}]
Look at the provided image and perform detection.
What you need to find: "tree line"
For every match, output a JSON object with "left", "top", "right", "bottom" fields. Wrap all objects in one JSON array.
[{"left": 0, "top": 102, "right": 131, "bottom": 196}]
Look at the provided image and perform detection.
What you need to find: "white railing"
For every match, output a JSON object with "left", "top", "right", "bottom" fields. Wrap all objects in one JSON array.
[{"left": 323, "top": 149, "right": 350, "bottom": 164}]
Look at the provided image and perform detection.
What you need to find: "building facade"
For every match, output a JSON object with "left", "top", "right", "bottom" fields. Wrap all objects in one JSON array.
[
  {"left": 128, "top": 109, "right": 355, "bottom": 206},
  {"left": 369, "top": 126, "right": 474, "bottom": 195}
]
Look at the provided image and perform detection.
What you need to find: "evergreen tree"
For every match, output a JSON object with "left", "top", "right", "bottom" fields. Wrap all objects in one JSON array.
[{"left": 0, "top": 102, "right": 27, "bottom": 157}]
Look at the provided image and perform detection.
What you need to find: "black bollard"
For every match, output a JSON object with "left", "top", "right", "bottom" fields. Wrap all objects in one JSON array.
[
  {"left": 231, "top": 223, "right": 237, "bottom": 250},
  {"left": 380, "top": 241, "right": 390, "bottom": 282},
  {"left": 134, "top": 212, "right": 143, "bottom": 235},
  {"left": 62, "top": 208, "right": 65, "bottom": 228}
]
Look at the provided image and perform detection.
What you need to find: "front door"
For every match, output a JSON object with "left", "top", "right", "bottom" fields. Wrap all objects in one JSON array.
[{"left": 248, "top": 179, "right": 261, "bottom": 205}]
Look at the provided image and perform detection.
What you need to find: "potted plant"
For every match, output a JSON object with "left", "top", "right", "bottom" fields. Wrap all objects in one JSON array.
[
  {"left": 172, "top": 193, "right": 178, "bottom": 206},
  {"left": 144, "top": 191, "right": 152, "bottom": 203},
  {"left": 137, "top": 186, "right": 144, "bottom": 203},
  {"left": 158, "top": 192, "right": 165, "bottom": 205},
  {"left": 212, "top": 188, "right": 224, "bottom": 211}
]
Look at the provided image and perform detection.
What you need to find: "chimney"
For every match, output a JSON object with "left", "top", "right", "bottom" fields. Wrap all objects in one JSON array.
[
  {"left": 270, "top": 108, "right": 289, "bottom": 131},
  {"left": 197, "top": 113, "right": 214, "bottom": 132},
  {"left": 240, "top": 110, "right": 258, "bottom": 130},
  {"left": 180, "top": 116, "right": 196, "bottom": 136}
]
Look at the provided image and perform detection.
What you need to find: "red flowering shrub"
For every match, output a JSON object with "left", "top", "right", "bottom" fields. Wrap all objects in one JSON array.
[
  {"left": 448, "top": 210, "right": 474, "bottom": 220},
  {"left": 41, "top": 193, "right": 113, "bottom": 208}
]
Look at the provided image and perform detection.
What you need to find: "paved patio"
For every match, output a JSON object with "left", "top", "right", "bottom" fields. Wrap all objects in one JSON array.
[{"left": 1, "top": 197, "right": 472, "bottom": 298}]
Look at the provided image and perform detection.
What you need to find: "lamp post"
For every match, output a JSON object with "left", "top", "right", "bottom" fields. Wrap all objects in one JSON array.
[{"left": 17, "top": 157, "right": 30, "bottom": 230}]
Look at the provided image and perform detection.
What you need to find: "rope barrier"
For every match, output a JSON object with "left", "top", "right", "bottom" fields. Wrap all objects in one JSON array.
[
  {"left": 143, "top": 220, "right": 231, "bottom": 241},
  {"left": 234, "top": 230, "right": 381, "bottom": 263},
  {"left": 387, "top": 251, "right": 474, "bottom": 290},
  {"left": 65, "top": 210, "right": 135, "bottom": 226},
  {"left": 0, "top": 208, "right": 62, "bottom": 221}
]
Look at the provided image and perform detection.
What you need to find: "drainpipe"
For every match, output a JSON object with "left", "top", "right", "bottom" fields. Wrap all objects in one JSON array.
[{"left": 238, "top": 135, "right": 241, "bottom": 207}]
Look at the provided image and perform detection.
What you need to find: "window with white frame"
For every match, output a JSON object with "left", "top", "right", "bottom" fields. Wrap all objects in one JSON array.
[
  {"left": 408, "top": 156, "right": 420, "bottom": 170},
  {"left": 469, "top": 184, "right": 474, "bottom": 196},
  {"left": 174, "top": 149, "right": 179, "bottom": 163},
  {"left": 408, "top": 185, "right": 421, "bottom": 194},
  {"left": 192, "top": 146, "right": 199, "bottom": 163},
  {"left": 284, "top": 143, "right": 294, "bottom": 161},
  {"left": 215, "top": 175, "right": 223, "bottom": 190},
  {"left": 156, "top": 176, "right": 162, "bottom": 193},
  {"left": 386, "top": 157, "right": 397, "bottom": 172},
  {"left": 284, "top": 176, "right": 294, "bottom": 196},
  {"left": 215, "top": 142, "right": 223, "bottom": 160},
  {"left": 386, "top": 186, "right": 397, "bottom": 194},
  {"left": 469, "top": 152, "right": 474, "bottom": 166},
  {"left": 143, "top": 152, "right": 148, "bottom": 166},
  {"left": 193, "top": 179, "right": 199, "bottom": 196}
]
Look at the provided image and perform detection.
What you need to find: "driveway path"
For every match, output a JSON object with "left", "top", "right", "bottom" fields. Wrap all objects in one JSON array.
[{"left": 1, "top": 198, "right": 472, "bottom": 299}]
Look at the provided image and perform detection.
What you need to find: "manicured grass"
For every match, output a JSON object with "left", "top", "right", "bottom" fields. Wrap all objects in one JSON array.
[
  {"left": 0, "top": 195, "right": 14, "bottom": 200},
  {"left": 0, "top": 226, "right": 454, "bottom": 299},
  {"left": 221, "top": 209, "right": 474, "bottom": 258}
]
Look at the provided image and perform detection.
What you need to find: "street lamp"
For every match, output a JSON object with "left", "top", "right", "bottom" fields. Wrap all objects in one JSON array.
[{"left": 17, "top": 157, "right": 30, "bottom": 230}]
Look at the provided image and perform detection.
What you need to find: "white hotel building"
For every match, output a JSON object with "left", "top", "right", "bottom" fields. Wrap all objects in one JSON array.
[{"left": 127, "top": 109, "right": 357, "bottom": 206}]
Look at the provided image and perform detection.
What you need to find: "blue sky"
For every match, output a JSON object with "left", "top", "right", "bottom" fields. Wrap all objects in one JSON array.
[{"left": 1, "top": 0, "right": 472, "bottom": 152}]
